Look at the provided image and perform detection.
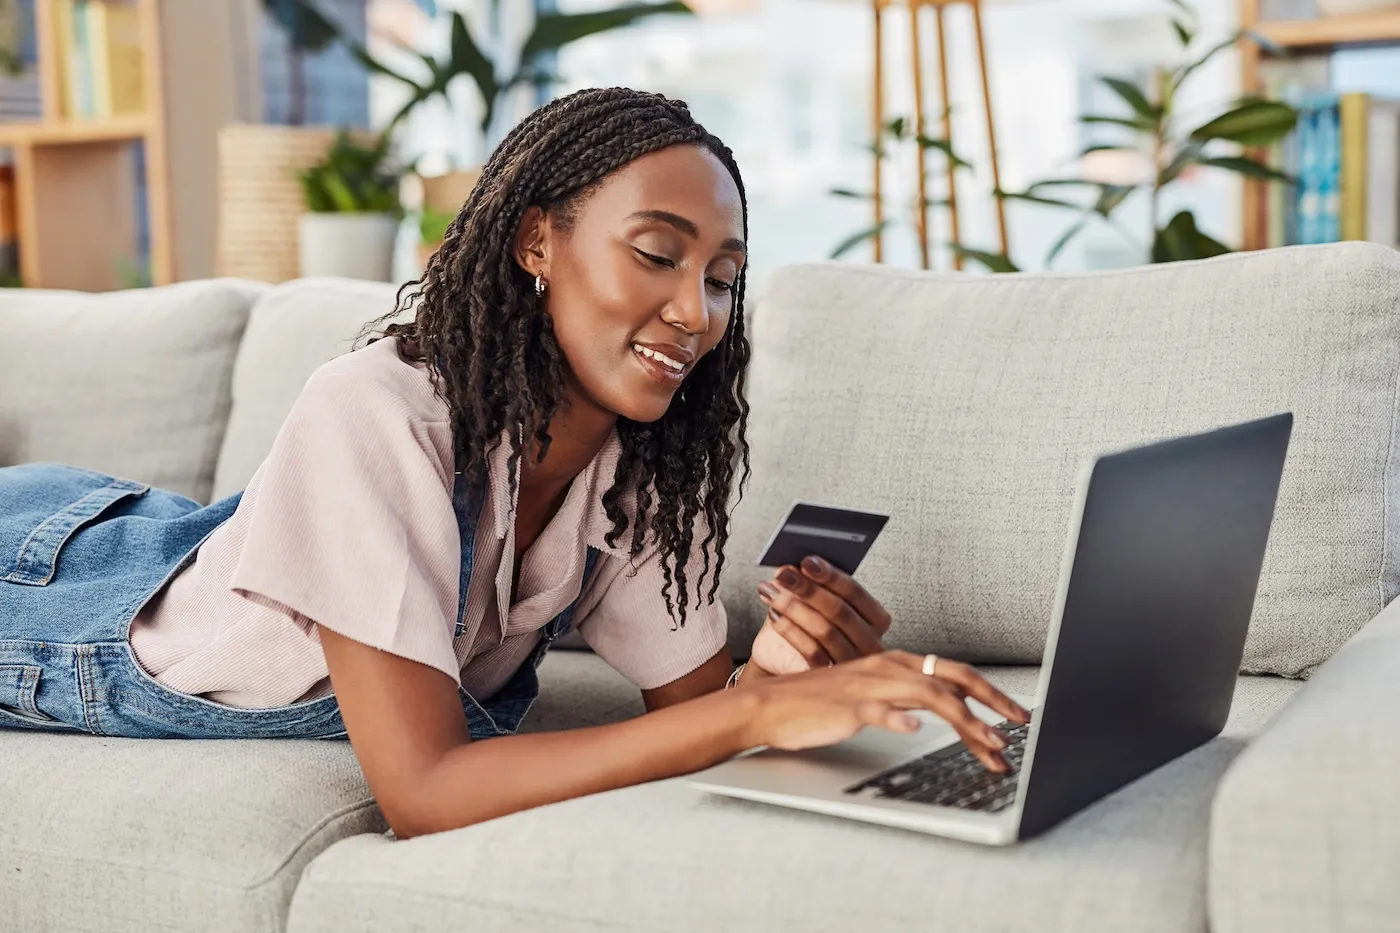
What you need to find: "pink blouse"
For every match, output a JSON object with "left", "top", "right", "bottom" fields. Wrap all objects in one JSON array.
[{"left": 128, "top": 336, "right": 728, "bottom": 708}]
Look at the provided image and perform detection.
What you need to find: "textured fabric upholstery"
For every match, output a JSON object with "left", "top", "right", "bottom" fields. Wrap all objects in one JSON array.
[
  {"left": 287, "top": 652, "right": 1299, "bottom": 933},
  {"left": 1209, "top": 599, "right": 1400, "bottom": 933},
  {"left": 211, "top": 277, "right": 402, "bottom": 500},
  {"left": 0, "top": 280, "right": 266, "bottom": 502},
  {"left": 0, "top": 733, "right": 381, "bottom": 932},
  {"left": 722, "top": 244, "right": 1400, "bottom": 677}
]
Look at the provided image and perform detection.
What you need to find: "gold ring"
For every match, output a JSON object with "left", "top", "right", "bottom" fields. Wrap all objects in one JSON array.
[{"left": 921, "top": 653, "right": 939, "bottom": 676}]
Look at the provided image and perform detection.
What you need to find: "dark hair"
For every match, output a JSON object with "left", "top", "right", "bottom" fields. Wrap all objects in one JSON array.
[{"left": 362, "top": 87, "right": 751, "bottom": 627}]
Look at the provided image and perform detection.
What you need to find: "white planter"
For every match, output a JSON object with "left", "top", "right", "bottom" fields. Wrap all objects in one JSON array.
[
  {"left": 1316, "top": 0, "right": 1400, "bottom": 14},
  {"left": 297, "top": 213, "right": 400, "bottom": 281}
]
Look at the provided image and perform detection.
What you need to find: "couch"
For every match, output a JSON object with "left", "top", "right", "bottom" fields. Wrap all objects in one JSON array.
[{"left": 1, "top": 243, "right": 1397, "bottom": 932}]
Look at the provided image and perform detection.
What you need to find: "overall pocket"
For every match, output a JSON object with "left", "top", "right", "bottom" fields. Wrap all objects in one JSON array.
[
  {"left": 0, "top": 464, "right": 149, "bottom": 586},
  {"left": 0, "top": 662, "right": 81, "bottom": 731}
]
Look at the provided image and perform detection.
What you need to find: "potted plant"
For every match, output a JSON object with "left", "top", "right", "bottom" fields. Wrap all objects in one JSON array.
[{"left": 297, "top": 130, "right": 403, "bottom": 281}]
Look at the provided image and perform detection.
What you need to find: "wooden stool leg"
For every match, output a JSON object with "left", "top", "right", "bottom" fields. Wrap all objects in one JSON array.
[
  {"left": 970, "top": 0, "right": 1008, "bottom": 255},
  {"left": 934, "top": 4, "right": 960, "bottom": 269},
  {"left": 872, "top": 0, "right": 885, "bottom": 263},
  {"left": 909, "top": 1, "right": 930, "bottom": 270}
]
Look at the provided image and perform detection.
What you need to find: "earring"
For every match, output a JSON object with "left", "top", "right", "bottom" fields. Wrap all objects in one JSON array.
[{"left": 534, "top": 274, "right": 547, "bottom": 298}]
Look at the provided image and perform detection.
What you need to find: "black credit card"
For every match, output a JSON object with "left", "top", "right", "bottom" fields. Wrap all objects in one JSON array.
[{"left": 756, "top": 501, "right": 889, "bottom": 575}]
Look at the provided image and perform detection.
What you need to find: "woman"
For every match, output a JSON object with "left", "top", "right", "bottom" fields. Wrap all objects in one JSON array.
[{"left": 0, "top": 88, "right": 1026, "bottom": 839}]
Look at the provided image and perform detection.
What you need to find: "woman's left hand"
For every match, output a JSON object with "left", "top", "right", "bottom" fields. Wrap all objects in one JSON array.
[{"left": 746, "top": 555, "right": 892, "bottom": 677}]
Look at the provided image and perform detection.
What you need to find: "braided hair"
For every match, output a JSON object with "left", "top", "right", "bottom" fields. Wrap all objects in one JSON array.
[{"left": 363, "top": 87, "right": 751, "bottom": 628}]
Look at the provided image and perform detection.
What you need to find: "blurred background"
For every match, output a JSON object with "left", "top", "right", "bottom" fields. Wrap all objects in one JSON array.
[{"left": 0, "top": 0, "right": 1396, "bottom": 297}]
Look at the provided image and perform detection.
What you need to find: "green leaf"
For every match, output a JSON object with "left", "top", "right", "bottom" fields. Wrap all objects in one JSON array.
[
  {"left": 1093, "top": 184, "right": 1136, "bottom": 217},
  {"left": 450, "top": 11, "right": 499, "bottom": 129},
  {"left": 1080, "top": 143, "right": 1133, "bottom": 156},
  {"left": 1174, "top": 32, "right": 1244, "bottom": 91},
  {"left": 885, "top": 116, "right": 908, "bottom": 138},
  {"left": 344, "top": 42, "right": 420, "bottom": 87},
  {"left": 1082, "top": 113, "right": 1154, "bottom": 133},
  {"left": 829, "top": 187, "right": 874, "bottom": 200},
  {"left": 1172, "top": 19, "right": 1195, "bottom": 47},
  {"left": 951, "top": 245, "right": 1020, "bottom": 273},
  {"left": 830, "top": 221, "right": 893, "bottom": 260},
  {"left": 1099, "top": 76, "right": 1159, "bottom": 122},
  {"left": 1026, "top": 177, "right": 1098, "bottom": 192},
  {"left": 1189, "top": 98, "right": 1298, "bottom": 146},
  {"left": 1158, "top": 140, "right": 1205, "bottom": 186},
  {"left": 1242, "top": 29, "right": 1285, "bottom": 56},
  {"left": 520, "top": 2, "right": 691, "bottom": 66},
  {"left": 419, "top": 207, "right": 456, "bottom": 245},
  {"left": 1046, "top": 216, "right": 1089, "bottom": 266},
  {"left": 1151, "top": 210, "right": 1231, "bottom": 263},
  {"left": 994, "top": 188, "right": 1080, "bottom": 210},
  {"left": 1199, "top": 156, "right": 1294, "bottom": 183},
  {"left": 914, "top": 135, "right": 972, "bottom": 168}
]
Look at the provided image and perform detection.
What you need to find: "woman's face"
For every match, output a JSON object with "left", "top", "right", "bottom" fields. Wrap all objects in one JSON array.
[{"left": 515, "top": 144, "right": 746, "bottom": 424}]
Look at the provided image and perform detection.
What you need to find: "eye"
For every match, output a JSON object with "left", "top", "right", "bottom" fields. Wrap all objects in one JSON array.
[
  {"left": 635, "top": 248, "right": 675, "bottom": 269},
  {"left": 706, "top": 277, "right": 736, "bottom": 294}
]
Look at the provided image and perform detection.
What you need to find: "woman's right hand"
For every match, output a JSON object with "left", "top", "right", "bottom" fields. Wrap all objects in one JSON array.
[{"left": 741, "top": 651, "right": 1031, "bottom": 773}]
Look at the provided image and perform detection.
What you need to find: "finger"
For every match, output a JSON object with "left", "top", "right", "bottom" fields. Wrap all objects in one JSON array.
[
  {"left": 798, "top": 555, "right": 893, "bottom": 636},
  {"left": 765, "top": 608, "right": 835, "bottom": 668},
  {"left": 855, "top": 700, "right": 921, "bottom": 734},
  {"left": 768, "top": 566, "right": 884, "bottom": 658},
  {"left": 916, "top": 682, "right": 1010, "bottom": 770},
  {"left": 925, "top": 658, "right": 1031, "bottom": 724},
  {"left": 767, "top": 587, "right": 863, "bottom": 663}
]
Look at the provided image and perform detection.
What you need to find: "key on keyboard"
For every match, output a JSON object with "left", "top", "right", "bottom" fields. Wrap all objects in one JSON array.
[{"left": 843, "top": 721, "right": 1030, "bottom": 813}]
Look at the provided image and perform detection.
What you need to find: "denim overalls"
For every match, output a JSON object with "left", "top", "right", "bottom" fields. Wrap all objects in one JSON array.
[{"left": 0, "top": 462, "right": 596, "bottom": 740}]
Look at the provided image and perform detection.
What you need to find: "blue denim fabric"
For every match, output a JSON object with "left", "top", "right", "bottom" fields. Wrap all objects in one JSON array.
[{"left": 0, "top": 462, "right": 597, "bottom": 740}]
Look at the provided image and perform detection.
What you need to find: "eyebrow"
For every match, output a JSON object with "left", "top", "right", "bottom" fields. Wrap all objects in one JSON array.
[{"left": 627, "top": 209, "right": 747, "bottom": 255}]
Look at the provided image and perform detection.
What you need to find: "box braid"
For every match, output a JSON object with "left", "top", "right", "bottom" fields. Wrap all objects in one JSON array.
[{"left": 361, "top": 87, "right": 751, "bottom": 628}]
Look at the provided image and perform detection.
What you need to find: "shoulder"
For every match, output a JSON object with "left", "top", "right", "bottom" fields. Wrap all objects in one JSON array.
[{"left": 301, "top": 336, "right": 449, "bottom": 428}]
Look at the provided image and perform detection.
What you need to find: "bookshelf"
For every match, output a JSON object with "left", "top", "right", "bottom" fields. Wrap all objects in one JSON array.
[
  {"left": 0, "top": 0, "right": 247, "bottom": 291},
  {"left": 1240, "top": 1, "right": 1400, "bottom": 250}
]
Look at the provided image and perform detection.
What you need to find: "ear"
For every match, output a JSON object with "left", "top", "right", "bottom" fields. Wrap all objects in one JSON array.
[{"left": 512, "top": 206, "right": 551, "bottom": 280}]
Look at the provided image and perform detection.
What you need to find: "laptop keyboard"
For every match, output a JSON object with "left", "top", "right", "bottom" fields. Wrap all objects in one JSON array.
[{"left": 843, "top": 721, "right": 1031, "bottom": 813}]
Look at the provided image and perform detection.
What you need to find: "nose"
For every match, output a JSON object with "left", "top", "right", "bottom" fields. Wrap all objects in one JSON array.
[{"left": 661, "top": 270, "right": 711, "bottom": 336}]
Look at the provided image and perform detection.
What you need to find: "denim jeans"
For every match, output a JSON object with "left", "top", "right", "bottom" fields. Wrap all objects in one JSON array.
[{"left": 0, "top": 462, "right": 595, "bottom": 739}]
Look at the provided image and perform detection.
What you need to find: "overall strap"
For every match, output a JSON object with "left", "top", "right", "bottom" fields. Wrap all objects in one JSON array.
[
  {"left": 451, "top": 471, "right": 481, "bottom": 638},
  {"left": 544, "top": 546, "right": 601, "bottom": 642}
]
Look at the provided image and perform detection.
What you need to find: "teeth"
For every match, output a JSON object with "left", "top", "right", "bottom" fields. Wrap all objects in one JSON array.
[{"left": 633, "top": 344, "right": 684, "bottom": 371}]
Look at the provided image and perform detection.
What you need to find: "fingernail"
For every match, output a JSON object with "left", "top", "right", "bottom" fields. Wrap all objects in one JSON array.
[
  {"left": 987, "top": 730, "right": 1007, "bottom": 750},
  {"left": 900, "top": 714, "right": 920, "bottom": 731},
  {"left": 801, "top": 555, "right": 827, "bottom": 576},
  {"left": 757, "top": 581, "right": 778, "bottom": 603},
  {"left": 776, "top": 567, "right": 800, "bottom": 589},
  {"left": 768, "top": 607, "right": 782, "bottom": 623}
]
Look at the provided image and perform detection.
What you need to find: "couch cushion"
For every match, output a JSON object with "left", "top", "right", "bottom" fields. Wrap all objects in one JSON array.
[
  {"left": 0, "top": 733, "right": 382, "bottom": 932},
  {"left": 211, "top": 277, "right": 403, "bottom": 500},
  {"left": 0, "top": 279, "right": 266, "bottom": 503},
  {"left": 723, "top": 243, "right": 1400, "bottom": 677},
  {"left": 1209, "top": 599, "right": 1400, "bottom": 933},
  {"left": 287, "top": 652, "right": 1299, "bottom": 933}
]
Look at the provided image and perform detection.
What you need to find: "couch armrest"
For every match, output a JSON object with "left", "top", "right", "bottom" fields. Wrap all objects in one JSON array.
[{"left": 1209, "top": 597, "right": 1400, "bottom": 933}]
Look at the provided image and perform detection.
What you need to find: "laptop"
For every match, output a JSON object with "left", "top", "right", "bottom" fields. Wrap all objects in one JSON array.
[{"left": 691, "top": 413, "right": 1293, "bottom": 844}]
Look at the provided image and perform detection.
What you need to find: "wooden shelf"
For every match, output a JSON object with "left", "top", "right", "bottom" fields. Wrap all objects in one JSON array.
[
  {"left": 0, "top": 115, "right": 151, "bottom": 147},
  {"left": 1254, "top": 12, "right": 1400, "bottom": 52}
]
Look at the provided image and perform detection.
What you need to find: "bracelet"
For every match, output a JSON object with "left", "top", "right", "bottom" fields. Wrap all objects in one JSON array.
[{"left": 725, "top": 662, "right": 746, "bottom": 690}]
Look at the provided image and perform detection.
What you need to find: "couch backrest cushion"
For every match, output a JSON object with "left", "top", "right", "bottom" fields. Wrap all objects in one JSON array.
[
  {"left": 212, "top": 277, "right": 404, "bottom": 500},
  {"left": 722, "top": 243, "right": 1400, "bottom": 678},
  {"left": 0, "top": 279, "right": 266, "bottom": 503}
]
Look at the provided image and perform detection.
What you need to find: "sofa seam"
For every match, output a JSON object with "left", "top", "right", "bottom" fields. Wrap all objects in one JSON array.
[
  {"left": 0, "top": 799, "right": 381, "bottom": 894},
  {"left": 1380, "top": 311, "right": 1400, "bottom": 612},
  {"left": 246, "top": 798, "right": 383, "bottom": 890},
  {"left": 779, "top": 242, "right": 1398, "bottom": 289}
]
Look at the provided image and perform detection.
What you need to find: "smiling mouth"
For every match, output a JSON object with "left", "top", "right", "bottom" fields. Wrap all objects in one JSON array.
[{"left": 630, "top": 342, "right": 688, "bottom": 386}]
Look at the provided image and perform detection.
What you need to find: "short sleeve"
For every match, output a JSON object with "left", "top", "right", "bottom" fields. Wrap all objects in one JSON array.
[
  {"left": 228, "top": 369, "right": 463, "bottom": 684},
  {"left": 573, "top": 537, "right": 730, "bottom": 691}
]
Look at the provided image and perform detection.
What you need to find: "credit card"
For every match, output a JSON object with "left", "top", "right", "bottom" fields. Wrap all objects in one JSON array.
[{"left": 756, "top": 500, "right": 889, "bottom": 575}]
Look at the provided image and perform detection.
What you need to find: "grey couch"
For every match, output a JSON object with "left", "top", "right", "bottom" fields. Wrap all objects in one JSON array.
[{"left": 2, "top": 243, "right": 1397, "bottom": 933}]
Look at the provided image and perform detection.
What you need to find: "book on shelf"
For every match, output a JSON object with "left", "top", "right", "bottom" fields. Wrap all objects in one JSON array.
[
  {"left": 52, "top": 0, "right": 146, "bottom": 121},
  {"left": 1260, "top": 58, "right": 1400, "bottom": 250},
  {"left": 0, "top": 0, "right": 41, "bottom": 122}
]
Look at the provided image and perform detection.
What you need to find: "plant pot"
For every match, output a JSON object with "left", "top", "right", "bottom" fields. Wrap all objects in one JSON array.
[
  {"left": 416, "top": 240, "right": 441, "bottom": 272},
  {"left": 1316, "top": 0, "right": 1400, "bottom": 14},
  {"left": 420, "top": 168, "right": 482, "bottom": 215},
  {"left": 298, "top": 213, "right": 400, "bottom": 281}
]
